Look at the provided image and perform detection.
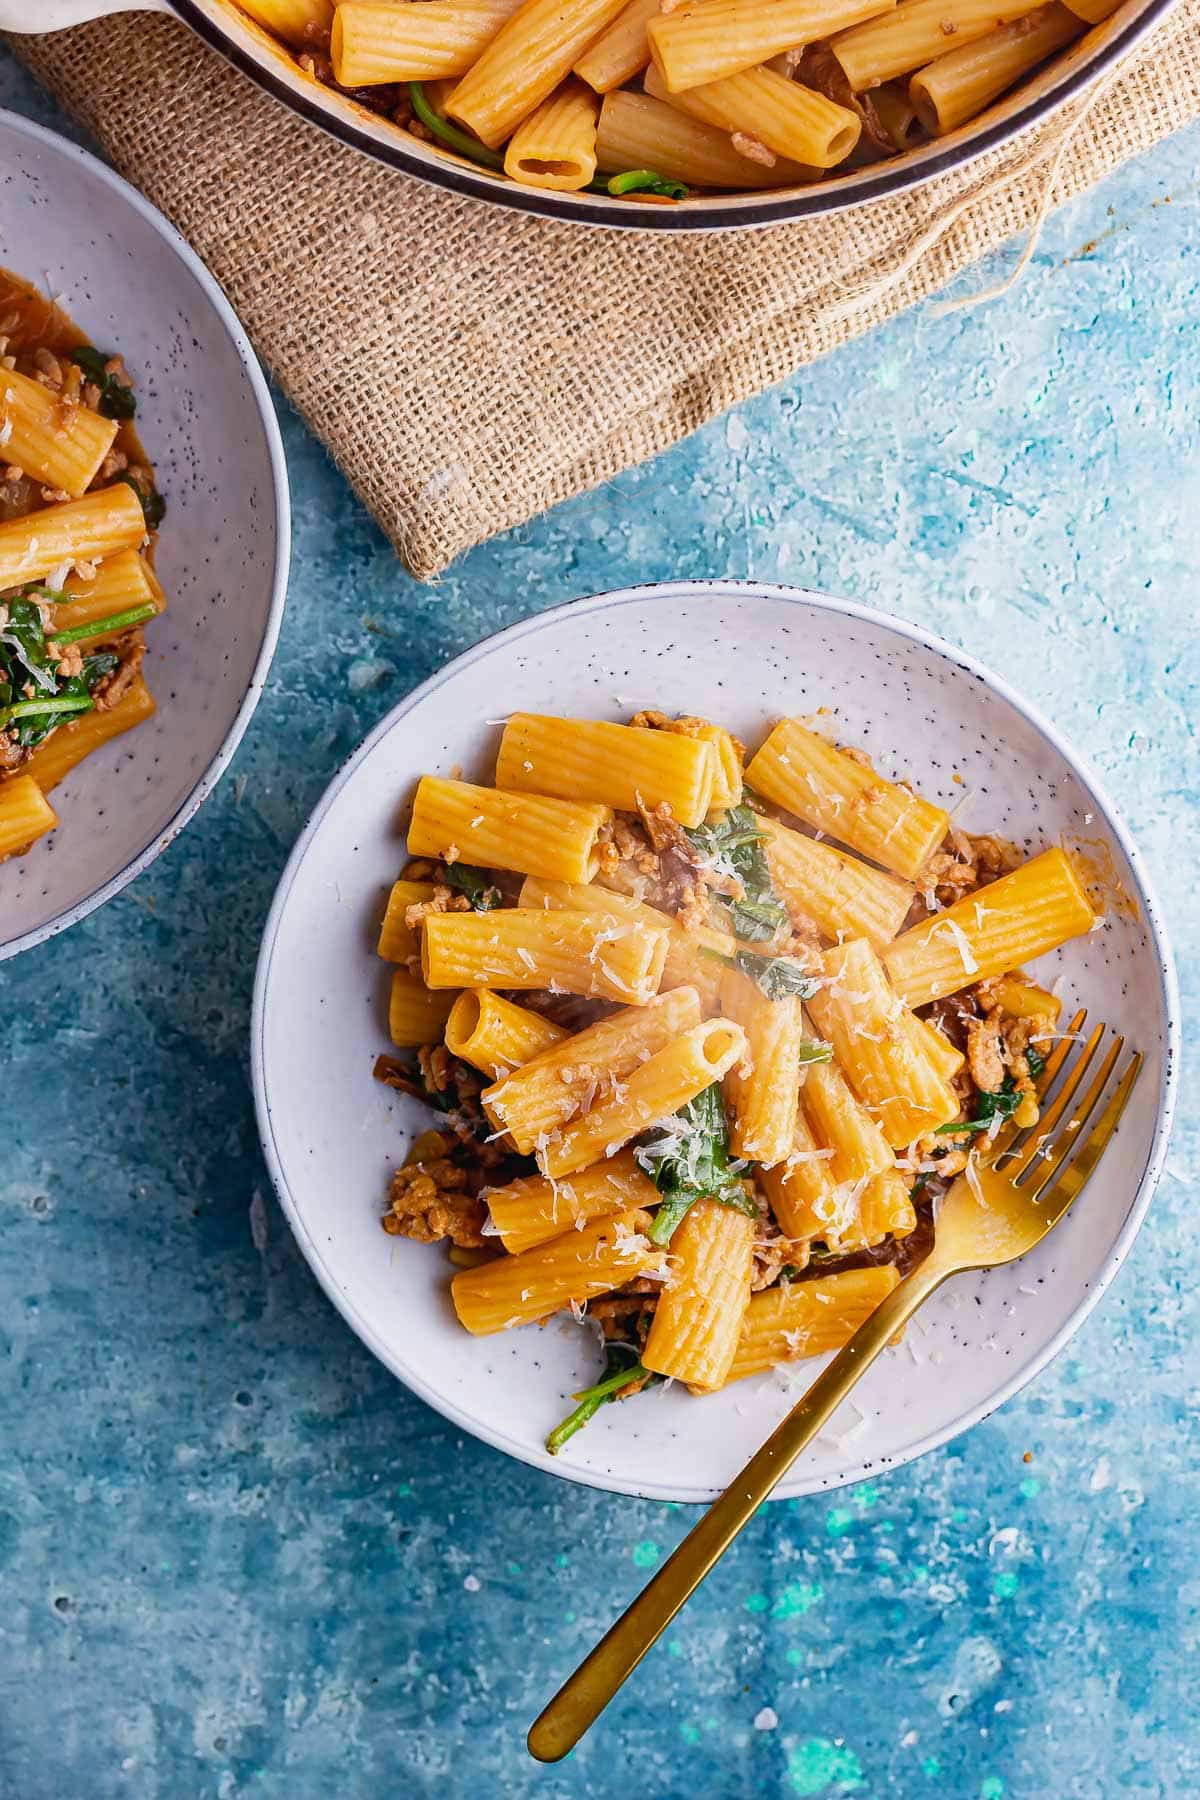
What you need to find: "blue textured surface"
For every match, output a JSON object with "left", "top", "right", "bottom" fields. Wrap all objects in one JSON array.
[{"left": 2, "top": 55, "right": 1197, "bottom": 1800}]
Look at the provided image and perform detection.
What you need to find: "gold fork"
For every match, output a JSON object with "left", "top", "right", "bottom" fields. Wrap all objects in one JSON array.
[{"left": 528, "top": 1012, "right": 1141, "bottom": 1762}]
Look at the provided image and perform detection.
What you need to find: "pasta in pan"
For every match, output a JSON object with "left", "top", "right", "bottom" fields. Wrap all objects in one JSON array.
[
  {"left": 370, "top": 705, "right": 1096, "bottom": 1452},
  {"left": 232, "top": 0, "right": 1099, "bottom": 203},
  {"left": 0, "top": 269, "right": 166, "bottom": 861}
]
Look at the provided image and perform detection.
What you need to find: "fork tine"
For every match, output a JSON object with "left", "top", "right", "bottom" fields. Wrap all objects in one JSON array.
[
  {"left": 1020, "top": 1034, "right": 1124, "bottom": 1199},
  {"left": 1037, "top": 1008, "right": 1088, "bottom": 1095},
  {"left": 1020, "top": 1051, "right": 1143, "bottom": 1216},
  {"left": 1004, "top": 1018, "right": 1106, "bottom": 1180}
]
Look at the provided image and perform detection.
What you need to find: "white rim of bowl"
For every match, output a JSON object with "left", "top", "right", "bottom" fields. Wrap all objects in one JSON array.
[
  {"left": 0, "top": 108, "right": 291, "bottom": 964},
  {"left": 252, "top": 580, "right": 1181, "bottom": 1503}
]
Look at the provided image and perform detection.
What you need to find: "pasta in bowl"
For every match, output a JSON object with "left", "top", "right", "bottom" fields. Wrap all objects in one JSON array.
[
  {"left": 0, "top": 112, "right": 288, "bottom": 961},
  {"left": 252, "top": 583, "right": 1177, "bottom": 1500},
  {"left": 372, "top": 711, "right": 1098, "bottom": 1449},
  {"left": 215, "top": 0, "right": 1133, "bottom": 209},
  {"left": 0, "top": 267, "right": 166, "bottom": 863}
]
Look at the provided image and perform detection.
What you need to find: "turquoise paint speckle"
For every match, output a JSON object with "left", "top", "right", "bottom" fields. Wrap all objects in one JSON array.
[
  {"left": 744, "top": 1593, "right": 770, "bottom": 1614},
  {"left": 981, "top": 1778, "right": 1005, "bottom": 1800},
  {"left": 681, "top": 1723, "right": 702, "bottom": 1747},
  {"left": 993, "top": 1572, "right": 1021, "bottom": 1600},
  {"left": 772, "top": 1582, "right": 823, "bottom": 1619},
  {"left": 826, "top": 1508, "right": 855, "bottom": 1537},
  {"left": 1020, "top": 1476, "right": 1042, "bottom": 1499},
  {"left": 787, "top": 1739, "right": 865, "bottom": 1795},
  {"left": 853, "top": 1482, "right": 880, "bottom": 1509},
  {"left": 631, "top": 1541, "right": 660, "bottom": 1569},
  {"left": 2, "top": 49, "right": 1198, "bottom": 1800}
]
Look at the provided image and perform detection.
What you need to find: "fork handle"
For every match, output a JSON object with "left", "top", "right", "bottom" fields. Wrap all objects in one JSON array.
[{"left": 527, "top": 1254, "right": 950, "bottom": 1763}]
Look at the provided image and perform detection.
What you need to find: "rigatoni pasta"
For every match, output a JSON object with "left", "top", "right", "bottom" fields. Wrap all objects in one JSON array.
[
  {"left": 368, "top": 700, "right": 1102, "bottom": 1452},
  {"left": 0, "top": 367, "right": 118, "bottom": 498},
  {"left": 0, "top": 269, "right": 166, "bottom": 855},
  {"left": 483, "top": 984, "right": 703, "bottom": 1151},
  {"left": 486, "top": 1149, "right": 660, "bottom": 1251},
  {"left": 503, "top": 79, "right": 602, "bottom": 189},
  {"left": 444, "top": 987, "right": 568, "bottom": 1075},
  {"left": 238, "top": 0, "right": 1101, "bottom": 201},
  {"left": 574, "top": 0, "right": 663, "bottom": 90},
  {"left": 726, "top": 1266, "right": 901, "bottom": 1383},
  {"left": 422, "top": 906, "right": 668, "bottom": 1002},
  {"left": 909, "top": 2, "right": 1081, "bottom": 134},
  {"left": 746, "top": 716, "right": 950, "bottom": 879},
  {"left": 0, "top": 772, "right": 57, "bottom": 859},
  {"left": 807, "top": 938, "right": 960, "bottom": 1146},
  {"left": 496, "top": 712, "right": 717, "bottom": 826},
  {"left": 408, "top": 774, "right": 612, "bottom": 881},
  {"left": 445, "top": 0, "right": 632, "bottom": 148},
  {"left": 642, "top": 1199, "right": 756, "bottom": 1390},
  {"left": 830, "top": 0, "right": 1048, "bottom": 88},
  {"left": 331, "top": 0, "right": 525, "bottom": 85},
  {"left": 596, "top": 89, "right": 818, "bottom": 189},
  {"left": 642, "top": 61, "right": 861, "bottom": 168},
  {"left": 883, "top": 846, "right": 1095, "bottom": 1006}
]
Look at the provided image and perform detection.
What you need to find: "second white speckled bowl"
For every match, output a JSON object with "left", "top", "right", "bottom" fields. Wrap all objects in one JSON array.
[
  {"left": 253, "top": 582, "right": 1179, "bottom": 1502},
  {"left": 0, "top": 110, "right": 288, "bottom": 960}
]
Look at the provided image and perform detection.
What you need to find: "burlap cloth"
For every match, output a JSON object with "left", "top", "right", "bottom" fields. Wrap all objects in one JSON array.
[{"left": 9, "top": 5, "right": 1200, "bottom": 577}]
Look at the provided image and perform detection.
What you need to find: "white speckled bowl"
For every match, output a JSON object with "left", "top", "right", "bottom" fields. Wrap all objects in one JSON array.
[
  {"left": 252, "top": 583, "right": 1179, "bottom": 1503},
  {"left": 0, "top": 111, "right": 288, "bottom": 961}
]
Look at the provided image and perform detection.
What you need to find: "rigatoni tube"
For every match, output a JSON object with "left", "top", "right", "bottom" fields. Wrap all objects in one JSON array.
[
  {"left": 377, "top": 878, "right": 439, "bottom": 963},
  {"left": 446, "top": 0, "right": 631, "bottom": 149},
  {"left": 504, "top": 80, "right": 602, "bottom": 189},
  {"left": 421, "top": 908, "right": 667, "bottom": 1004},
  {"left": 831, "top": 0, "right": 1048, "bottom": 90},
  {"left": 331, "top": 0, "right": 525, "bottom": 85},
  {"left": 485, "top": 1149, "right": 660, "bottom": 1252},
  {"left": 0, "top": 774, "right": 57, "bottom": 860},
  {"left": 51, "top": 550, "right": 164, "bottom": 634},
  {"left": 230, "top": 0, "right": 333, "bottom": 44},
  {"left": 725, "top": 1265, "right": 900, "bottom": 1383},
  {"left": 644, "top": 60, "right": 861, "bottom": 168},
  {"left": 519, "top": 874, "right": 736, "bottom": 1013},
  {"left": 882, "top": 847, "right": 1096, "bottom": 1007},
  {"left": 575, "top": 0, "right": 663, "bottom": 91},
  {"left": 596, "top": 89, "right": 817, "bottom": 188},
  {"left": 496, "top": 712, "right": 716, "bottom": 828},
  {"left": 0, "top": 483, "right": 147, "bottom": 591},
  {"left": 745, "top": 718, "right": 950, "bottom": 880},
  {"left": 483, "top": 985, "right": 702, "bottom": 1152},
  {"left": 720, "top": 966, "right": 803, "bottom": 1166},
  {"left": 757, "top": 813, "right": 914, "bottom": 948},
  {"left": 443, "top": 988, "right": 567, "bottom": 1077},
  {"left": 642, "top": 1199, "right": 756, "bottom": 1391},
  {"left": 646, "top": 0, "right": 897, "bottom": 90},
  {"left": 909, "top": 3, "right": 1081, "bottom": 134},
  {"left": 538, "top": 1017, "right": 747, "bottom": 1177},
  {"left": 757, "top": 1107, "right": 840, "bottom": 1239},
  {"left": 451, "top": 1207, "right": 662, "bottom": 1333},
  {"left": 799, "top": 1050, "right": 893, "bottom": 1186},
  {"left": 807, "top": 938, "right": 959, "bottom": 1146},
  {"left": 24, "top": 675, "right": 154, "bottom": 791},
  {"left": 0, "top": 368, "right": 118, "bottom": 497},
  {"left": 388, "top": 969, "right": 458, "bottom": 1046},
  {"left": 407, "top": 774, "right": 612, "bottom": 883}
]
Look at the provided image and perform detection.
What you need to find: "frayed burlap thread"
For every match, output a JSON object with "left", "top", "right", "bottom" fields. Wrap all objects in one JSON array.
[{"left": 9, "top": 3, "right": 1200, "bottom": 579}]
